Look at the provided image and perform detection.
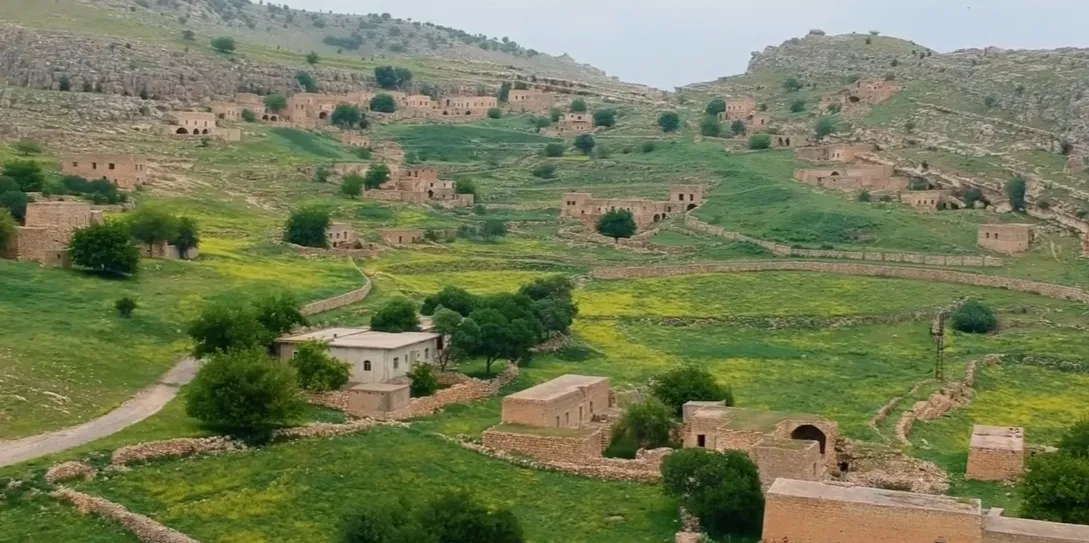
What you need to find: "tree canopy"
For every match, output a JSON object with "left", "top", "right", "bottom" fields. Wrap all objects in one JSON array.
[
  {"left": 815, "top": 116, "right": 837, "bottom": 140},
  {"left": 68, "top": 221, "right": 140, "bottom": 277},
  {"left": 573, "top": 134, "right": 595, "bottom": 155},
  {"left": 3, "top": 160, "right": 45, "bottom": 192},
  {"left": 1006, "top": 176, "right": 1028, "bottom": 211},
  {"left": 289, "top": 340, "right": 349, "bottom": 392},
  {"left": 185, "top": 347, "right": 304, "bottom": 434},
  {"left": 651, "top": 365, "right": 734, "bottom": 415},
  {"left": 342, "top": 492, "right": 523, "bottom": 543},
  {"left": 596, "top": 209, "right": 637, "bottom": 242},
  {"left": 127, "top": 205, "right": 178, "bottom": 247},
  {"left": 374, "top": 66, "right": 413, "bottom": 89},
  {"left": 342, "top": 175, "right": 364, "bottom": 198},
  {"left": 950, "top": 300, "right": 998, "bottom": 334},
  {"left": 331, "top": 104, "right": 364, "bottom": 128},
  {"left": 296, "top": 71, "right": 319, "bottom": 93},
  {"left": 187, "top": 303, "right": 270, "bottom": 358},
  {"left": 370, "top": 298, "right": 421, "bottom": 333},
  {"left": 370, "top": 94, "right": 397, "bottom": 113},
  {"left": 363, "top": 163, "right": 391, "bottom": 189},
  {"left": 593, "top": 109, "right": 616, "bottom": 128},
  {"left": 264, "top": 94, "right": 288, "bottom": 113},
  {"left": 657, "top": 111, "right": 680, "bottom": 133},
  {"left": 699, "top": 115, "right": 721, "bottom": 137},
  {"left": 210, "top": 36, "right": 236, "bottom": 54},
  {"left": 705, "top": 99, "right": 726, "bottom": 116},
  {"left": 283, "top": 206, "right": 330, "bottom": 248},
  {"left": 569, "top": 98, "right": 587, "bottom": 113},
  {"left": 661, "top": 448, "right": 765, "bottom": 538},
  {"left": 0, "top": 209, "right": 16, "bottom": 252}
]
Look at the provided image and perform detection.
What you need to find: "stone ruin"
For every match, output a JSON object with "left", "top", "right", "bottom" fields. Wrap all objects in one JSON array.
[
  {"left": 378, "top": 228, "right": 426, "bottom": 245},
  {"left": 327, "top": 222, "right": 357, "bottom": 249},
  {"left": 561, "top": 185, "right": 704, "bottom": 231},
  {"left": 2, "top": 201, "right": 103, "bottom": 267},
  {"left": 549, "top": 112, "right": 594, "bottom": 135},
  {"left": 965, "top": 425, "right": 1025, "bottom": 482},
  {"left": 158, "top": 111, "right": 240, "bottom": 142},
  {"left": 824, "top": 79, "right": 902, "bottom": 111},
  {"left": 977, "top": 224, "right": 1035, "bottom": 254},
  {"left": 62, "top": 153, "right": 148, "bottom": 191},
  {"left": 507, "top": 88, "right": 560, "bottom": 113},
  {"left": 366, "top": 167, "right": 474, "bottom": 208}
]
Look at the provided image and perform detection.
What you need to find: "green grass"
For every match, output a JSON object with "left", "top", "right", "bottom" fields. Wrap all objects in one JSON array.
[
  {"left": 0, "top": 498, "right": 138, "bottom": 543},
  {"left": 381, "top": 124, "right": 558, "bottom": 164},
  {"left": 77, "top": 427, "right": 678, "bottom": 543}
]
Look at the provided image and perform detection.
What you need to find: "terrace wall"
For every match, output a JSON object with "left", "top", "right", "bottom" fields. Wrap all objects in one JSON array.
[{"left": 481, "top": 427, "right": 605, "bottom": 462}]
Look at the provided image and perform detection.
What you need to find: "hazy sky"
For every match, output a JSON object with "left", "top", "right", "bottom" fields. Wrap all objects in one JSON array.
[{"left": 282, "top": 0, "right": 1088, "bottom": 89}]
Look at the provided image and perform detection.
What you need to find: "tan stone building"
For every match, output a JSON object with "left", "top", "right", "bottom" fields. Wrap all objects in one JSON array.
[
  {"left": 326, "top": 222, "right": 356, "bottom": 249},
  {"left": 346, "top": 382, "right": 411, "bottom": 417},
  {"left": 211, "top": 103, "right": 245, "bottom": 122},
  {"left": 561, "top": 185, "right": 704, "bottom": 231},
  {"left": 978, "top": 224, "right": 1034, "bottom": 254},
  {"left": 378, "top": 228, "right": 425, "bottom": 245},
  {"left": 3, "top": 202, "right": 104, "bottom": 266},
  {"left": 795, "top": 144, "right": 875, "bottom": 164},
  {"left": 367, "top": 168, "right": 474, "bottom": 208},
  {"left": 169, "top": 111, "right": 217, "bottom": 135},
  {"left": 508, "top": 89, "right": 556, "bottom": 112},
  {"left": 62, "top": 154, "right": 148, "bottom": 190},
  {"left": 501, "top": 374, "right": 611, "bottom": 428},
  {"left": 830, "top": 79, "right": 902, "bottom": 109},
  {"left": 793, "top": 165, "right": 908, "bottom": 193},
  {"left": 553, "top": 112, "right": 594, "bottom": 135},
  {"left": 719, "top": 98, "right": 757, "bottom": 122},
  {"left": 965, "top": 426, "right": 1025, "bottom": 482},
  {"left": 275, "top": 327, "right": 441, "bottom": 384},
  {"left": 681, "top": 403, "right": 839, "bottom": 485},
  {"left": 902, "top": 189, "right": 954, "bottom": 210},
  {"left": 436, "top": 95, "right": 498, "bottom": 117}
]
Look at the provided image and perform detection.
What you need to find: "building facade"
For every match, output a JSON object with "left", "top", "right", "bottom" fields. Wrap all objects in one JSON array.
[
  {"left": 501, "top": 375, "right": 611, "bottom": 428},
  {"left": 275, "top": 328, "right": 441, "bottom": 384},
  {"left": 561, "top": 185, "right": 704, "bottom": 230},
  {"left": 62, "top": 154, "right": 148, "bottom": 190}
]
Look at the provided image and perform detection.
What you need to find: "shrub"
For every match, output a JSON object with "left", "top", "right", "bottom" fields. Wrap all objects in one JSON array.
[
  {"left": 12, "top": 140, "right": 42, "bottom": 156},
  {"left": 950, "top": 300, "right": 998, "bottom": 334},
  {"left": 827, "top": 103, "right": 842, "bottom": 114},
  {"left": 330, "top": 104, "right": 363, "bottom": 128},
  {"left": 0, "top": 190, "right": 29, "bottom": 222},
  {"left": 748, "top": 134, "right": 771, "bottom": 150},
  {"left": 305, "top": 51, "right": 320, "bottom": 65},
  {"left": 1020, "top": 453, "right": 1089, "bottom": 524},
  {"left": 790, "top": 99, "right": 806, "bottom": 113},
  {"left": 68, "top": 221, "right": 140, "bottom": 277},
  {"left": 0, "top": 209, "right": 15, "bottom": 252},
  {"left": 657, "top": 111, "right": 680, "bottom": 133},
  {"left": 283, "top": 206, "right": 331, "bottom": 248},
  {"left": 593, "top": 109, "right": 616, "bottom": 128},
  {"left": 569, "top": 98, "right": 587, "bottom": 113},
  {"left": 961, "top": 187, "right": 984, "bottom": 207},
  {"left": 115, "top": 296, "right": 137, "bottom": 318},
  {"left": 1059, "top": 419, "right": 1089, "bottom": 459},
  {"left": 1060, "top": 141, "right": 1075, "bottom": 156},
  {"left": 573, "top": 134, "right": 595, "bottom": 155},
  {"left": 730, "top": 119, "right": 745, "bottom": 136},
  {"left": 370, "top": 93, "right": 397, "bottom": 113},
  {"left": 481, "top": 219, "right": 507, "bottom": 240},
  {"left": 543, "top": 143, "right": 565, "bottom": 157},
  {"left": 407, "top": 363, "right": 439, "bottom": 397},
  {"left": 531, "top": 163, "right": 556, "bottom": 179},
  {"left": 182, "top": 29, "right": 195, "bottom": 41},
  {"left": 264, "top": 93, "right": 288, "bottom": 113},
  {"left": 341, "top": 175, "right": 364, "bottom": 198},
  {"left": 651, "top": 365, "right": 733, "bottom": 415},
  {"left": 596, "top": 209, "right": 636, "bottom": 242},
  {"left": 417, "top": 491, "right": 524, "bottom": 543},
  {"left": 783, "top": 77, "right": 803, "bottom": 92},
  {"left": 370, "top": 298, "right": 421, "bottom": 332},
  {"left": 905, "top": 120, "right": 917, "bottom": 132},
  {"left": 984, "top": 95, "right": 998, "bottom": 109},
  {"left": 185, "top": 348, "right": 304, "bottom": 434},
  {"left": 699, "top": 116, "right": 721, "bottom": 137},
  {"left": 641, "top": 141, "right": 656, "bottom": 153},
  {"left": 705, "top": 98, "right": 726, "bottom": 116},
  {"left": 374, "top": 66, "right": 413, "bottom": 89},
  {"left": 857, "top": 190, "right": 872, "bottom": 202},
  {"left": 486, "top": 107, "right": 502, "bottom": 119},
  {"left": 661, "top": 448, "right": 765, "bottom": 538},
  {"left": 253, "top": 292, "right": 306, "bottom": 338},
  {"left": 289, "top": 340, "right": 349, "bottom": 392},
  {"left": 1006, "top": 176, "right": 1027, "bottom": 211},
  {"left": 295, "top": 71, "right": 319, "bottom": 93},
  {"left": 187, "top": 303, "right": 270, "bottom": 358},
  {"left": 210, "top": 36, "right": 236, "bottom": 54},
  {"left": 241, "top": 109, "right": 257, "bottom": 122},
  {"left": 815, "top": 116, "right": 837, "bottom": 140},
  {"left": 454, "top": 179, "right": 476, "bottom": 195}
]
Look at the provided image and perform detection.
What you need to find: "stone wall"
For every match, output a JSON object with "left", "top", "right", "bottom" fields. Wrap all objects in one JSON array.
[
  {"left": 684, "top": 215, "right": 1004, "bottom": 267},
  {"left": 966, "top": 447, "right": 1024, "bottom": 482},
  {"left": 300, "top": 276, "right": 372, "bottom": 316},
  {"left": 481, "top": 427, "right": 605, "bottom": 462},
  {"left": 590, "top": 262, "right": 1089, "bottom": 304},
  {"left": 984, "top": 514, "right": 1089, "bottom": 543},
  {"left": 454, "top": 437, "right": 669, "bottom": 483},
  {"left": 51, "top": 488, "right": 199, "bottom": 543}
]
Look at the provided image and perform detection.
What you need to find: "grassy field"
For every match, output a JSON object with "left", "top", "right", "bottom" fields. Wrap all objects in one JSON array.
[
  {"left": 0, "top": 499, "right": 138, "bottom": 543},
  {"left": 77, "top": 427, "right": 679, "bottom": 543}
]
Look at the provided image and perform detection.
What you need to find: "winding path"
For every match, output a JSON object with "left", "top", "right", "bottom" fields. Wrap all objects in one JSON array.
[{"left": 0, "top": 358, "right": 198, "bottom": 468}]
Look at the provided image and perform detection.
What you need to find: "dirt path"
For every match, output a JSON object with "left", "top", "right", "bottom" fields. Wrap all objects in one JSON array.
[{"left": 0, "top": 358, "right": 198, "bottom": 468}]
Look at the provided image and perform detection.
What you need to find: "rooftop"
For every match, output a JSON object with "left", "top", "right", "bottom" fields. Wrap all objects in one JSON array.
[
  {"left": 971, "top": 425, "right": 1024, "bottom": 451},
  {"left": 488, "top": 423, "right": 601, "bottom": 439},
  {"left": 505, "top": 375, "right": 608, "bottom": 402},
  {"left": 683, "top": 404, "right": 825, "bottom": 433},
  {"left": 985, "top": 514, "right": 1089, "bottom": 540},
  {"left": 350, "top": 382, "right": 410, "bottom": 393},
  {"left": 276, "top": 328, "right": 439, "bottom": 349},
  {"left": 277, "top": 328, "right": 367, "bottom": 343},
  {"left": 768, "top": 479, "right": 981, "bottom": 515}
]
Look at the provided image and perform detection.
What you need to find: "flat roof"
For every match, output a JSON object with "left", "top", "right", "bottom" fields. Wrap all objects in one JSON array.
[
  {"left": 350, "top": 382, "right": 409, "bottom": 392},
  {"left": 985, "top": 515, "right": 1089, "bottom": 541},
  {"left": 768, "top": 479, "right": 981, "bottom": 515},
  {"left": 277, "top": 328, "right": 367, "bottom": 343},
  {"left": 971, "top": 425, "right": 1024, "bottom": 451},
  {"left": 505, "top": 375, "right": 607, "bottom": 402},
  {"left": 332, "top": 331, "right": 439, "bottom": 350},
  {"left": 683, "top": 404, "right": 824, "bottom": 433}
]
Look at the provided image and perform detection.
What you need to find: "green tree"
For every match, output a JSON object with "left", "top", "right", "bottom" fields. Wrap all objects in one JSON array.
[
  {"left": 790, "top": 99, "right": 806, "bottom": 113},
  {"left": 289, "top": 340, "right": 349, "bottom": 392},
  {"left": 569, "top": 98, "right": 587, "bottom": 113},
  {"left": 1059, "top": 419, "right": 1089, "bottom": 459},
  {"left": 783, "top": 76, "right": 803, "bottom": 92},
  {"left": 182, "top": 29, "right": 195, "bottom": 41},
  {"left": 407, "top": 363, "right": 439, "bottom": 397},
  {"left": 12, "top": 140, "right": 42, "bottom": 156},
  {"left": 651, "top": 365, "right": 734, "bottom": 415},
  {"left": 730, "top": 119, "right": 746, "bottom": 136},
  {"left": 0, "top": 209, "right": 15, "bottom": 252},
  {"left": 421, "top": 286, "right": 478, "bottom": 317},
  {"left": 531, "top": 296, "right": 577, "bottom": 339},
  {"left": 596, "top": 209, "right": 637, "bottom": 242},
  {"left": 370, "top": 94, "right": 397, "bottom": 113},
  {"left": 264, "top": 94, "right": 288, "bottom": 113},
  {"left": 593, "top": 109, "right": 616, "bottom": 128},
  {"left": 749, "top": 134, "right": 772, "bottom": 150},
  {"left": 306, "top": 51, "right": 320, "bottom": 65},
  {"left": 417, "top": 492, "right": 524, "bottom": 543},
  {"left": 210, "top": 36, "right": 236, "bottom": 54},
  {"left": 549, "top": 108, "right": 563, "bottom": 123},
  {"left": 331, "top": 104, "right": 363, "bottom": 128},
  {"left": 1020, "top": 453, "right": 1089, "bottom": 525},
  {"left": 518, "top": 275, "right": 575, "bottom": 302},
  {"left": 241, "top": 109, "right": 257, "bottom": 122},
  {"left": 3, "top": 160, "right": 45, "bottom": 192},
  {"left": 284, "top": 206, "right": 331, "bottom": 248},
  {"left": 482, "top": 219, "right": 508, "bottom": 240},
  {"left": 815, "top": 116, "right": 837, "bottom": 140},
  {"left": 187, "top": 303, "right": 270, "bottom": 357},
  {"left": 531, "top": 163, "right": 556, "bottom": 179},
  {"left": 185, "top": 347, "right": 304, "bottom": 434},
  {"left": 657, "top": 111, "right": 680, "bottom": 133},
  {"left": 460, "top": 299, "right": 539, "bottom": 374},
  {"left": 661, "top": 448, "right": 765, "bottom": 538},
  {"left": 573, "top": 134, "right": 595, "bottom": 155},
  {"left": 544, "top": 143, "right": 565, "bottom": 157},
  {"left": 611, "top": 398, "right": 677, "bottom": 450},
  {"left": 127, "top": 205, "right": 178, "bottom": 249},
  {"left": 705, "top": 98, "right": 726, "bottom": 116},
  {"left": 68, "top": 221, "right": 140, "bottom": 277},
  {"left": 497, "top": 82, "right": 511, "bottom": 103},
  {"left": 115, "top": 296, "right": 137, "bottom": 318},
  {"left": 342, "top": 175, "right": 365, "bottom": 198},
  {"left": 172, "top": 216, "right": 199, "bottom": 256},
  {"left": 487, "top": 107, "right": 502, "bottom": 119},
  {"left": 961, "top": 187, "right": 984, "bottom": 208},
  {"left": 1006, "top": 176, "right": 1027, "bottom": 211},
  {"left": 699, "top": 115, "right": 721, "bottom": 137},
  {"left": 374, "top": 66, "right": 412, "bottom": 89},
  {"left": 531, "top": 116, "right": 551, "bottom": 130},
  {"left": 363, "top": 163, "right": 391, "bottom": 189},
  {"left": 950, "top": 300, "right": 997, "bottom": 334},
  {"left": 296, "top": 71, "right": 319, "bottom": 93},
  {"left": 370, "top": 298, "right": 421, "bottom": 332},
  {"left": 253, "top": 292, "right": 306, "bottom": 338},
  {"left": 0, "top": 191, "right": 29, "bottom": 222},
  {"left": 454, "top": 179, "right": 476, "bottom": 195},
  {"left": 341, "top": 499, "right": 427, "bottom": 543},
  {"left": 314, "top": 166, "right": 331, "bottom": 184},
  {"left": 430, "top": 306, "right": 464, "bottom": 370}
]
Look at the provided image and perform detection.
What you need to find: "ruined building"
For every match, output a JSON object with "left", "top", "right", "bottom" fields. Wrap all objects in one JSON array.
[
  {"left": 561, "top": 185, "right": 704, "bottom": 231},
  {"left": 793, "top": 165, "right": 910, "bottom": 194},
  {"left": 366, "top": 167, "right": 474, "bottom": 208},
  {"left": 507, "top": 88, "right": 557, "bottom": 112},
  {"left": 326, "top": 222, "right": 356, "bottom": 249},
  {"left": 795, "top": 144, "right": 876, "bottom": 164},
  {"left": 681, "top": 403, "right": 839, "bottom": 486},
  {"left": 827, "top": 79, "right": 902, "bottom": 110},
  {"left": 62, "top": 154, "right": 148, "bottom": 190},
  {"left": 160, "top": 111, "right": 241, "bottom": 141},
  {"left": 978, "top": 224, "right": 1034, "bottom": 254},
  {"left": 2, "top": 202, "right": 103, "bottom": 267},
  {"left": 552, "top": 112, "right": 594, "bottom": 135},
  {"left": 718, "top": 98, "right": 757, "bottom": 121},
  {"left": 965, "top": 426, "right": 1025, "bottom": 482}
]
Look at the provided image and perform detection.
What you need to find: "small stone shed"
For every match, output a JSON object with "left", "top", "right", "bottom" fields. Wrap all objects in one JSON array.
[
  {"left": 346, "top": 382, "right": 410, "bottom": 417},
  {"left": 965, "top": 425, "right": 1025, "bottom": 482},
  {"left": 978, "top": 224, "right": 1034, "bottom": 254},
  {"left": 501, "top": 374, "right": 611, "bottom": 429}
]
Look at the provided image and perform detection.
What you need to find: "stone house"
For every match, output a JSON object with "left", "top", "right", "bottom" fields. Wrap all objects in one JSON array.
[
  {"left": 719, "top": 98, "right": 757, "bottom": 122},
  {"left": 902, "top": 189, "right": 954, "bottom": 211},
  {"left": 378, "top": 228, "right": 425, "bottom": 245},
  {"left": 345, "top": 382, "right": 411, "bottom": 417},
  {"left": 793, "top": 165, "right": 909, "bottom": 194},
  {"left": 772, "top": 133, "right": 809, "bottom": 148},
  {"left": 681, "top": 403, "right": 839, "bottom": 486},
  {"left": 965, "top": 426, "right": 1025, "bottom": 482},
  {"left": 367, "top": 168, "right": 474, "bottom": 208},
  {"left": 169, "top": 111, "right": 217, "bottom": 135},
  {"left": 795, "top": 144, "right": 875, "bottom": 164},
  {"left": 62, "top": 154, "right": 148, "bottom": 190},
  {"left": 326, "top": 222, "right": 355, "bottom": 249},
  {"left": 508, "top": 89, "right": 556, "bottom": 112},
  {"left": 211, "top": 103, "right": 245, "bottom": 122},
  {"left": 501, "top": 374, "right": 611, "bottom": 428},
  {"left": 3, "top": 202, "right": 104, "bottom": 266},
  {"left": 404, "top": 95, "right": 436, "bottom": 109},
  {"left": 275, "top": 327, "right": 441, "bottom": 384},
  {"left": 561, "top": 185, "right": 704, "bottom": 231},
  {"left": 833, "top": 79, "right": 902, "bottom": 108},
  {"left": 978, "top": 224, "right": 1034, "bottom": 254},
  {"left": 435, "top": 96, "right": 498, "bottom": 117},
  {"left": 553, "top": 112, "right": 594, "bottom": 135}
]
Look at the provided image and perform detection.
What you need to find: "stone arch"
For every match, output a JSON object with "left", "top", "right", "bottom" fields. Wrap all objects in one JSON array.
[
  {"left": 175, "top": 127, "right": 189, "bottom": 135},
  {"left": 830, "top": 171, "right": 841, "bottom": 176},
  {"left": 201, "top": 129, "right": 210, "bottom": 135},
  {"left": 318, "top": 111, "right": 329, "bottom": 120},
  {"left": 270, "top": 115, "right": 279, "bottom": 122},
  {"left": 777, "top": 137, "right": 785, "bottom": 146},
  {"left": 427, "top": 190, "right": 434, "bottom": 199},
  {"left": 785, "top": 137, "right": 792, "bottom": 146},
  {"left": 653, "top": 214, "right": 661, "bottom": 222},
  {"left": 217, "top": 113, "right": 226, "bottom": 119},
  {"left": 790, "top": 424, "right": 827, "bottom": 454},
  {"left": 686, "top": 204, "right": 697, "bottom": 211},
  {"left": 262, "top": 114, "right": 269, "bottom": 120},
  {"left": 465, "top": 110, "right": 473, "bottom": 116}
]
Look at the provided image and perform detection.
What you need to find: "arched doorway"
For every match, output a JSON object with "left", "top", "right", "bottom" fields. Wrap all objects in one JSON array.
[
  {"left": 427, "top": 190, "right": 434, "bottom": 199},
  {"left": 686, "top": 204, "right": 697, "bottom": 211},
  {"left": 319, "top": 111, "right": 328, "bottom": 120},
  {"left": 201, "top": 129, "right": 209, "bottom": 135},
  {"left": 790, "top": 425, "right": 827, "bottom": 454},
  {"left": 777, "top": 137, "right": 784, "bottom": 146},
  {"left": 270, "top": 115, "right": 279, "bottom": 122},
  {"left": 262, "top": 114, "right": 269, "bottom": 120},
  {"left": 653, "top": 214, "right": 661, "bottom": 222},
  {"left": 175, "top": 127, "right": 189, "bottom": 134},
  {"left": 465, "top": 110, "right": 473, "bottom": 116}
]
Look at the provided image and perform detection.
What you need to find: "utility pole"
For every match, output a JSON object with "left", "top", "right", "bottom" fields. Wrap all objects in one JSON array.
[{"left": 931, "top": 312, "right": 946, "bottom": 380}]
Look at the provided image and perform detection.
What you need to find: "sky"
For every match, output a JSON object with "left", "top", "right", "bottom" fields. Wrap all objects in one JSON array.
[{"left": 281, "top": 0, "right": 1089, "bottom": 89}]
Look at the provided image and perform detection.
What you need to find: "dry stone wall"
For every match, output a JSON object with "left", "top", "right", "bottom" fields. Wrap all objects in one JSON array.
[
  {"left": 300, "top": 276, "right": 372, "bottom": 316},
  {"left": 684, "top": 216, "right": 1003, "bottom": 267},
  {"left": 51, "top": 488, "right": 200, "bottom": 543},
  {"left": 481, "top": 428, "right": 605, "bottom": 462},
  {"left": 591, "top": 262, "right": 1089, "bottom": 303}
]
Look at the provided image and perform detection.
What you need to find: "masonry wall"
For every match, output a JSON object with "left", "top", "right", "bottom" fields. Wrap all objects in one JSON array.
[
  {"left": 481, "top": 428, "right": 604, "bottom": 462},
  {"left": 966, "top": 448, "right": 1024, "bottom": 482},
  {"left": 762, "top": 492, "right": 984, "bottom": 543},
  {"left": 502, "top": 379, "right": 611, "bottom": 428},
  {"left": 751, "top": 441, "right": 825, "bottom": 486},
  {"left": 590, "top": 261, "right": 1089, "bottom": 303},
  {"left": 984, "top": 515, "right": 1089, "bottom": 543},
  {"left": 299, "top": 277, "right": 372, "bottom": 316}
]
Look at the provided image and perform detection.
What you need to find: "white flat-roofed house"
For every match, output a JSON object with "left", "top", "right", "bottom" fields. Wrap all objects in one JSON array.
[{"left": 275, "top": 328, "right": 441, "bottom": 384}]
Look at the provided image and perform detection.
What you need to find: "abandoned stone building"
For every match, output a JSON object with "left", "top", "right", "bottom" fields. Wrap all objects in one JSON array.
[
  {"left": 139, "top": 241, "right": 199, "bottom": 260},
  {"left": 286, "top": 93, "right": 343, "bottom": 123},
  {"left": 435, "top": 95, "right": 498, "bottom": 117},
  {"left": 762, "top": 478, "right": 1089, "bottom": 543},
  {"left": 965, "top": 426, "right": 1025, "bottom": 482},
  {"left": 978, "top": 224, "right": 1034, "bottom": 254},
  {"left": 507, "top": 88, "right": 556, "bottom": 112},
  {"left": 681, "top": 403, "right": 839, "bottom": 486},
  {"left": 326, "top": 222, "right": 356, "bottom": 249},
  {"left": 366, "top": 167, "right": 474, "bottom": 208},
  {"left": 901, "top": 189, "right": 958, "bottom": 211},
  {"left": 795, "top": 144, "right": 875, "bottom": 164},
  {"left": 344, "top": 382, "right": 412, "bottom": 418},
  {"left": 211, "top": 103, "right": 245, "bottom": 122},
  {"left": 831, "top": 79, "right": 902, "bottom": 108},
  {"left": 1, "top": 202, "right": 103, "bottom": 266},
  {"left": 718, "top": 98, "right": 757, "bottom": 121},
  {"left": 772, "top": 133, "right": 810, "bottom": 148},
  {"left": 793, "top": 165, "right": 909, "bottom": 194},
  {"left": 553, "top": 112, "right": 594, "bottom": 135},
  {"left": 561, "top": 185, "right": 704, "bottom": 230},
  {"left": 378, "top": 228, "right": 425, "bottom": 245},
  {"left": 62, "top": 154, "right": 148, "bottom": 190},
  {"left": 275, "top": 327, "right": 441, "bottom": 384},
  {"left": 168, "top": 111, "right": 216, "bottom": 135}
]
